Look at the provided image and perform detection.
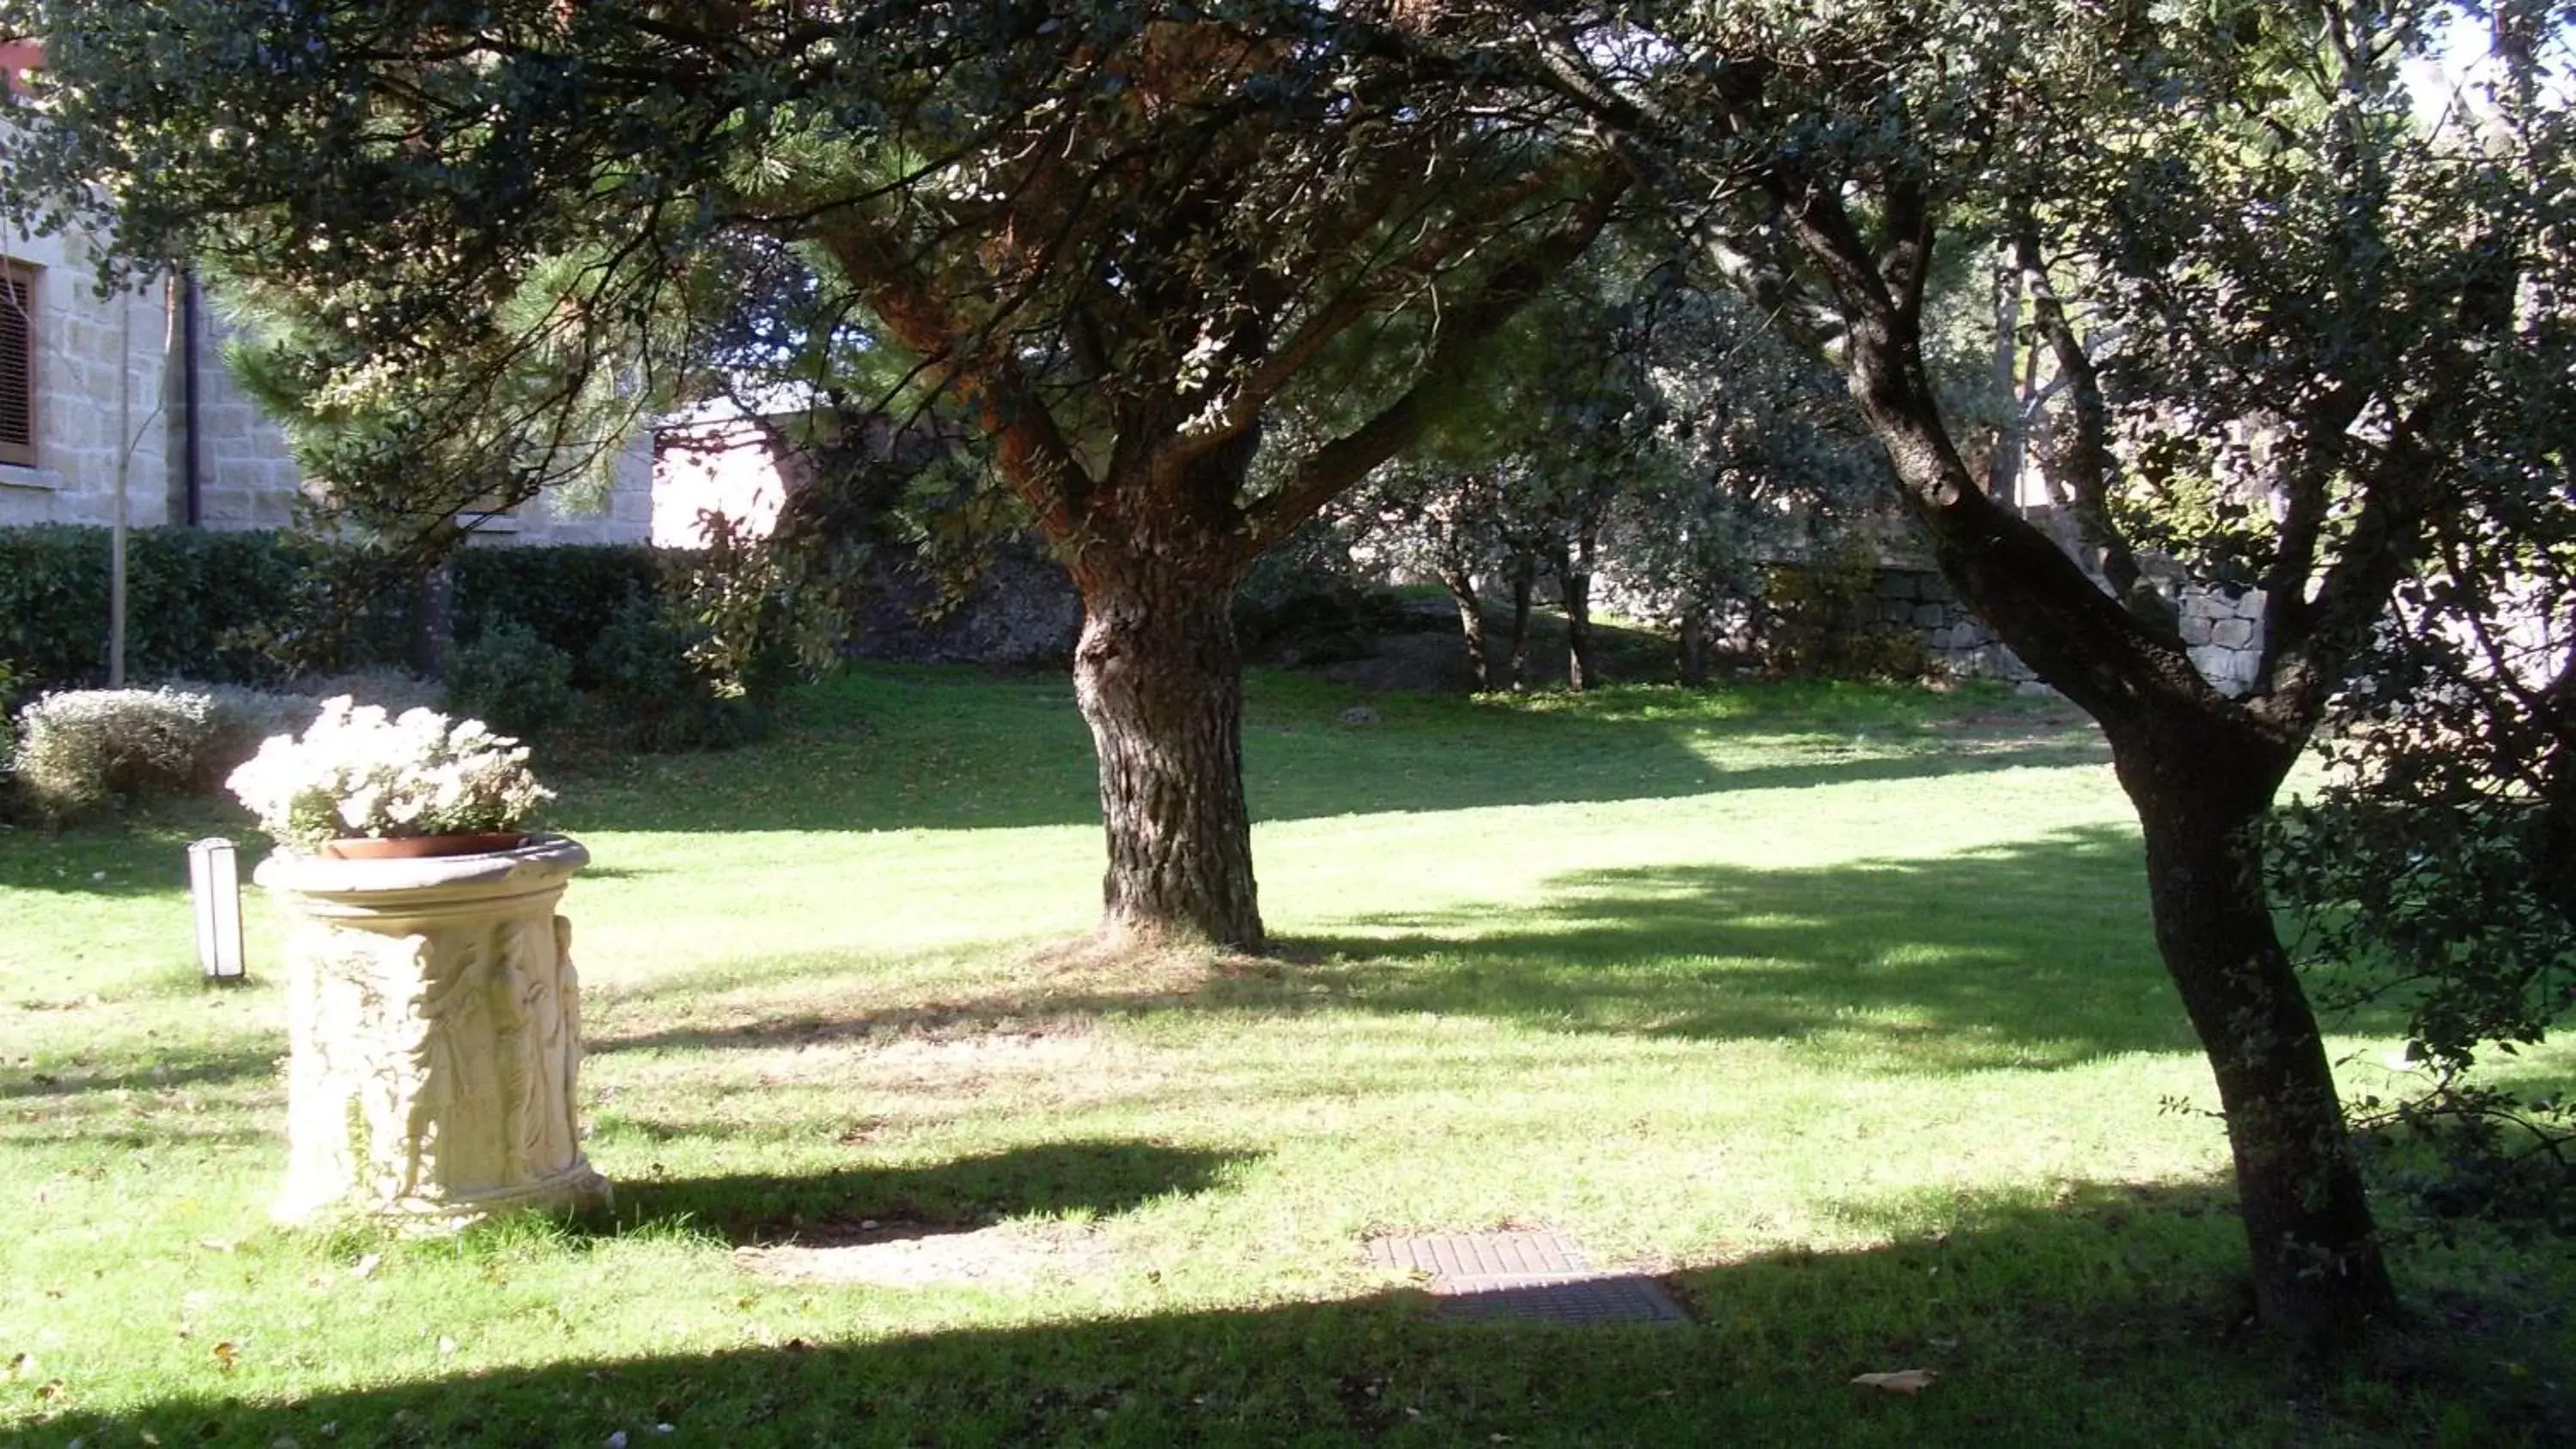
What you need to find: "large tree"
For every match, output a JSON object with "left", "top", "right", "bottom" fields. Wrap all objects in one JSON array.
[
  {"left": 0, "top": 0, "right": 1625, "bottom": 949},
  {"left": 1443, "top": 0, "right": 2576, "bottom": 1342}
]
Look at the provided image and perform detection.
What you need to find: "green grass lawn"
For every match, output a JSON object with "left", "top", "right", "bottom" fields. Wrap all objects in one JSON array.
[{"left": 3, "top": 666, "right": 2568, "bottom": 1446}]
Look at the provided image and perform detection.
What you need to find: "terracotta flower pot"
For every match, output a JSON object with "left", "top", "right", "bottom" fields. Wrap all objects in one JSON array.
[{"left": 316, "top": 832, "right": 528, "bottom": 861}]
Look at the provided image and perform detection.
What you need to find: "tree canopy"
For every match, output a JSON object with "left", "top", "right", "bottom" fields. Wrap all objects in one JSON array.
[
  {"left": 7, "top": 0, "right": 2571, "bottom": 1346},
  {"left": 2, "top": 0, "right": 1629, "bottom": 947}
]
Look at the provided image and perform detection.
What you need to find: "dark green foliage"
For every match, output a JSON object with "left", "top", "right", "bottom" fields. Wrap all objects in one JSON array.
[
  {"left": 441, "top": 620, "right": 582, "bottom": 743},
  {"left": 1234, "top": 584, "right": 1417, "bottom": 667},
  {"left": 0, "top": 526, "right": 345, "bottom": 688},
  {"left": 2269, "top": 646, "right": 2576, "bottom": 1236},
  {"left": 2274, "top": 792, "right": 2574, "bottom": 1075},
  {"left": 1234, "top": 537, "right": 1416, "bottom": 667},
  {"left": 579, "top": 594, "right": 771, "bottom": 754},
  {"left": 448, "top": 545, "right": 671, "bottom": 674},
  {"left": 1759, "top": 546, "right": 1935, "bottom": 682},
  {"left": 2346, "top": 1082, "right": 2575, "bottom": 1243},
  {"left": 0, "top": 526, "right": 117, "bottom": 688},
  {"left": 0, "top": 529, "right": 785, "bottom": 755}
]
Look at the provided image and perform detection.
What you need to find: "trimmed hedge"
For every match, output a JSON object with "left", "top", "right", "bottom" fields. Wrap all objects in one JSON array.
[
  {"left": 449, "top": 543, "right": 677, "bottom": 676},
  {"left": 0, "top": 527, "right": 700, "bottom": 693},
  {"left": 1, "top": 527, "right": 780, "bottom": 758},
  {"left": 5, "top": 683, "right": 320, "bottom": 821},
  {"left": 0, "top": 526, "right": 362, "bottom": 689}
]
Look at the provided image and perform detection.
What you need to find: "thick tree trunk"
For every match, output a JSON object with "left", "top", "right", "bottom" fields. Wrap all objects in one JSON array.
[
  {"left": 1438, "top": 565, "right": 1491, "bottom": 691},
  {"left": 1071, "top": 561, "right": 1264, "bottom": 952},
  {"left": 1556, "top": 547, "right": 1598, "bottom": 693},
  {"left": 1505, "top": 556, "right": 1536, "bottom": 692},
  {"left": 2110, "top": 718, "right": 2396, "bottom": 1343}
]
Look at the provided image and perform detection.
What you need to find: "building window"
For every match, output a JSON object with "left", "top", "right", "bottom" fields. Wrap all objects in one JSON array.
[{"left": 0, "top": 261, "right": 33, "bottom": 468}]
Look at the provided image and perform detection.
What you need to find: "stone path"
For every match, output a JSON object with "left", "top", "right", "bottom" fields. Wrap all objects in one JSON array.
[
  {"left": 1366, "top": 1230, "right": 1692, "bottom": 1326},
  {"left": 739, "top": 1222, "right": 1693, "bottom": 1326}
]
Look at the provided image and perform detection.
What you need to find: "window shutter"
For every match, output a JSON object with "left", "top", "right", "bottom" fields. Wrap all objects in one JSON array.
[{"left": 0, "top": 264, "right": 33, "bottom": 468}]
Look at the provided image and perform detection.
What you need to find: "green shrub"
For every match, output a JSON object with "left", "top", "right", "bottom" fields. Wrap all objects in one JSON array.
[
  {"left": 580, "top": 595, "right": 771, "bottom": 753},
  {"left": 295, "top": 666, "right": 443, "bottom": 716},
  {"left": 10, "top": 688, "right": 224, "bottom": 818},
  {"left": 1234, "top": 537, "right": 1416, "bottom": 666},
  {"left": 6, "top": 682, "right": 323, "bottom": 821},
  {"left": 0, "top": 526, "right": 408, "bottom": 689},
  {"left": 0, "top": 530, "right": 802, "bottom": 758},
  {"left": 441, "top": 621, "right": 581, "bottom": 743},
  {"left": 0, "top": 527, "right": 113, "bottom": 689},
  {"left": 192, "top": 683, "right": 322, "bottom": 772},
  {"left": 449, "top": 544, "right": 671, "bottom": 678}
]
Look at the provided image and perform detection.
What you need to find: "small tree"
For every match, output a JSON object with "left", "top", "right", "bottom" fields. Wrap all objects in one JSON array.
[
  {"left": 1593, "top": 276, "right": 1893, "bottom": 682},
  {"left": 1467, "top": 0, "right": 2575, "bottom": 1341}
]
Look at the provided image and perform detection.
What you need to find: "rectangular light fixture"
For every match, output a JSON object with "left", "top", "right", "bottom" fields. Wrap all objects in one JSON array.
[{"left": 187, "top": 837, "right": 246, "bottom": 984}]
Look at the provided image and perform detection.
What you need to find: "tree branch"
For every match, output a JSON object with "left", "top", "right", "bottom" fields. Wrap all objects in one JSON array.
[
  {"left": 1240, "top": 167, "right": 1631, "bottom": 558},
  {"left": 814, "top": 216, "right": 1091, "bottom": 543},
  {"left": 2012, "top": 212, "right": 2172, "bottom": 631}
]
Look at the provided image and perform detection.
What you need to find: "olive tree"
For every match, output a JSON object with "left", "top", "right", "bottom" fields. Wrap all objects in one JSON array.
[{"left": 1432, "top": 0, "right": 2575, "bottom": 1341}]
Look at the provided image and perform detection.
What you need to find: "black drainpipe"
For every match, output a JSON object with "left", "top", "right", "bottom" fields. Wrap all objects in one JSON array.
[{"left": 181, "top": 272, "right": 202, "bottom": 526}]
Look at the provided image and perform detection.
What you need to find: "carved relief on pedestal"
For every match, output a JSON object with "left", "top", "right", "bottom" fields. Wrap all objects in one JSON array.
[{"left": 260, "top": 836, "right": 608, "bottom": 1224}]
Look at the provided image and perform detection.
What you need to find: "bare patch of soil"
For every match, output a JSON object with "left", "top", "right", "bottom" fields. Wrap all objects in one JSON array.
[{"left": 734, "top": 1220, "right": 1115, "bottom": 1288}]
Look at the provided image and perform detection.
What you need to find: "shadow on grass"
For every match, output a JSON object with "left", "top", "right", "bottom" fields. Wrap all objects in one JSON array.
[
  {"left": 0, "top": 796, "right": 252, "bottom": 898},
  {"left": 586, "top": 1139, "right": 1256, "bottom": 1246},
  {"left": 540, "top": 664, "right": 2110, "bottom": 835},
  {"left": 1271, "top": 826, "right": 2408, "bottom": 1067},
  {"left": 23, "top": 1180, "right": 2566, "bottom": 1448},
  {"left": 600, "top": 828, "right": 2296, "bottom": 1073},
  {"left": 1285, "top": 826, "right": 2201, "bottom": 1067},
  {"left": 0, "top": 1040, "right": 278, "bottom": 1105}
]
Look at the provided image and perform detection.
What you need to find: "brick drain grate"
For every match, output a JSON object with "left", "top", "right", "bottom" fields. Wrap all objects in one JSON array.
[{"left": 1365, "top": 1231, "right": 1690, "bottom": 1326}]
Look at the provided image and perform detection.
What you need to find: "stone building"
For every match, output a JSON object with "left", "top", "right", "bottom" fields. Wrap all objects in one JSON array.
[
  {"left": 0, "top": 34, "right": 648, "bottom": 549},
  {"left": 0, "top": 222, "right": 652, "bottom": 544}
]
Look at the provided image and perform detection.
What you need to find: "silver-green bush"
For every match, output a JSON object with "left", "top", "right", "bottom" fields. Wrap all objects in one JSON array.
[
  {"left": 9, "top": 688, "right": 224, "bottom": 817},
  {"left": 8, "top": 683, "right": 327, "bottom": 819}
]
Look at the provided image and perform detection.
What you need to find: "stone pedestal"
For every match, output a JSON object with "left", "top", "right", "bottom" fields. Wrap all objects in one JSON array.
[{"left": 256, "top": 834, "right": 610, "bottom": 1224}]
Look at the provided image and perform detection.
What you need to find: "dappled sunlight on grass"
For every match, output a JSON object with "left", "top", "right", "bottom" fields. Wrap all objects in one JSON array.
[{"left": 5, "top": 665, "right": 2570, "bottom": 1445}]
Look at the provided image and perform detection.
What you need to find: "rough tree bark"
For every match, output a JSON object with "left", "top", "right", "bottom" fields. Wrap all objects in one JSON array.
[
  {"left": 1677, "top": 610, "right": 1710, "bottom": 687},
  {"left": 1516, "top": 15, "right": 2410, "bottom": 1347},
  {"left": 1068, "top": 539, "right": 1264, "bottom": 950},
  {"left": 2112, "top": 706, "right": 2391, "bottom": 1335},
  {"left": 1825, "top": 270, "right": 2398, "bottom": 1343},
  {"left": 828, "top": 158, "right": 1627, "bottom": 954},
  {"left": 1554, "top": 543, "right": 1598, "bottom": 692},
  {"left": 1438, "top": 563, "right": 1492, "bottom": 690},
  {"left": 1504, "top": 555, "right": 1537, "bottom": 691}
]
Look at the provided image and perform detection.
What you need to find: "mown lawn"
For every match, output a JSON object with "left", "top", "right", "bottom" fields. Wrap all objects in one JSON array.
[{"left": 3, "top": 665, "right": 2568, "bottom": 1447}]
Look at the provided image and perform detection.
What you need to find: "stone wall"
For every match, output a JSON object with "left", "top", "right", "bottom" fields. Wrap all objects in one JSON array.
[
  {"left": 1871, "top": 568, "right": 2025, "bottom": 682},
  {"left": 2175, "top": 584, "right": 2266, "bottom": 694},
  {"left": 185, "top": 291, "right": 305, "bottom": 530},
  {"left": 842, "top": 536, "right": 1084, "bottom": 668},
  {"left": 0, "top": 223, "right": 178, "bottom": 530},
  {"left": 457, "top": 434, "right": 655, "bottom": 549},
  {"left": 1874, "top": 566, "right": 2268, "bottom": 694}
]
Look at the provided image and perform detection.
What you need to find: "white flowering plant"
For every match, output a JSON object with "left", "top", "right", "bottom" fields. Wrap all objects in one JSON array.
[{"left": 224, "top": 696, "right": 552, "bottom": 847}]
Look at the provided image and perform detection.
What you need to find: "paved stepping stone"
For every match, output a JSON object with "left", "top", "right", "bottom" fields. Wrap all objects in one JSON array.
[{"left": 1366, "top": 1230, "right": 1691, "bottom": 1326}]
